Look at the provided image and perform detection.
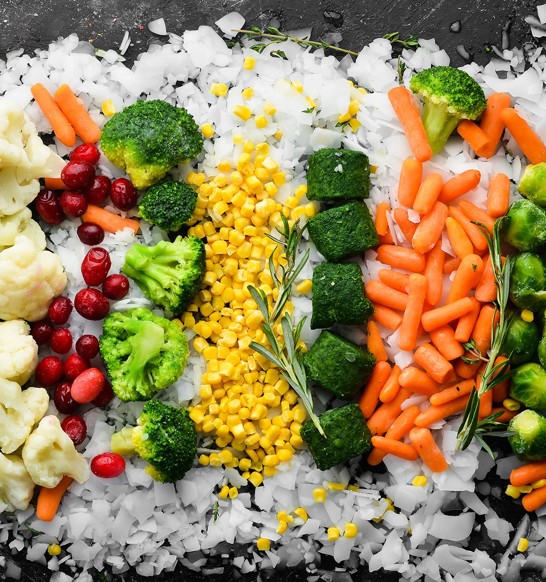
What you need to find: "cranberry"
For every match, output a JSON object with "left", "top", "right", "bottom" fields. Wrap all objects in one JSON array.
[
  {"left": 75, "top": 289, "right": 110, "bottom": 320},
  {"left": 59, "top": 190, "right": 88, "bottom": 218},
  {"left": 48, "top": 296, "right": 73, "bottom": 325},
  {"left": 35, "top": 189, "right": 64, "bottom": 225},
  {"left": 64, "top": 354, "right": 90, "bottom": 382},
  {"left": 102, "top": 274, "right": 130, "bottom": 300},
  {"left": 92, "top": 381, "right": 114, "bottom": 407},
  {"left": 110, "top": 178, "right": 137, "bottom": 211},
  {"left": 91, "top": 453, "right": 126, "bottom": 479},
  {"left": 77, "top": 222, "right": 105, "bottom": 245},
  {"left": 71, "top": 368, "right": 105, "bottom": 403},
  {"left": 76, "top": 334, "right": 100, "bottom": 359},
  {"left": 50, "top": 328, "right": 73, "bottom": 354},
  {"left": 70, "top": 143, "right": 100, "bottom": 165},
  {"left": 53, "top": 382, "right": 79, "bottom": 414},
  {"left": 61, "top": 160, "right": 95, "bottom": 189},
  {"left": 81, "top": 247, "right": 111, "bottom": 286},
  {"left": 82, "top": 175, "right": 111, "bottom": 205},
  {"left": 61, "top": 415, "right": 88, "bottom": 446},
  {"left": 31, "top": 320, "right": 53, "bottom": 345},
  {"left": 35, "top": 356, "right": 64, "bottom": 387}
]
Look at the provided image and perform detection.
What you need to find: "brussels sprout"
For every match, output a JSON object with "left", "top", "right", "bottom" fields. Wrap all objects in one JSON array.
[
  {"left": 502, "top": 200, "right": 546, "bottom": 251},
  {"left": 509, "top": 409, "right": 546, "bottom": 461},
  {"left": 501, "top": 313, "right": 539, "bottom": 365},
  {"left": 509, "top": 362, "right": 546, "bottom": 410},
  {"left": 510, "top": 252, "right": 546, "bottom": 312},
  {"left": 518, "top": 162, "right": 546, "bottom": 207}
]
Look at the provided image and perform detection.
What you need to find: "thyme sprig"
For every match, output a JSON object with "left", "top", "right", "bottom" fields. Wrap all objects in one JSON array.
[{"left": 383, "top": 32, "right": 420, "bottom": 49}]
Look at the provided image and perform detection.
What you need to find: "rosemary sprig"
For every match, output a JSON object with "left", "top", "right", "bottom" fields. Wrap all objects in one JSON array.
[{"left": 383, "top": 32, "right": 420, "bottom": 49}]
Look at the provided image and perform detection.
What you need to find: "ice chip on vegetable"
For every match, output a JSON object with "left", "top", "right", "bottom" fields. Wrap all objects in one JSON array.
[
  {"left": 0, "top": 320, "right": 39, "bottom": 385},
  {"left": 509, "top": 409, "right": 546, "bottom": 461},
  {"left": 518, "top": 162, "right": 546, "bottom": 207},
  {"left": 0, "top": 452, "right": 35, "bottom": 512},
  {"left": 502, "top": 199, "right": 546, "bottom": 251}
]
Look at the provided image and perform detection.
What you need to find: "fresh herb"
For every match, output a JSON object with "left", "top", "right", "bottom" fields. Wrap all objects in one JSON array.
[
  {"left": 270, "top": 49, "right": 288, "bottom": 60},
  {"left": 23, "top": 522, "right": 45, "bottom": 536},
  {"left": 335, "top": 119, "right": 351, "bottom": 129},
  {"left": 474, "top": 409, "right": 514, "bottom": 458},
  {"left": 384, "top": 32, "right": 420, "bottom": 49},
  {"left": 213, "top": 500, "right": 220, "bottom": 522},
  {"left": 461, "top": 339, "right": 488, "bottom": 365},
  {"left": 397, "top": 56, "right": 407, "bottom": 84},
  {"left": 302, "top": 107, "right": 315, "bottom": 114}
]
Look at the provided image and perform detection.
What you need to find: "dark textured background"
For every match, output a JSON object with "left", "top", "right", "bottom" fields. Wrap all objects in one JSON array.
[{"left": 0, "top": 0, "right": 545, "bottom": 580}]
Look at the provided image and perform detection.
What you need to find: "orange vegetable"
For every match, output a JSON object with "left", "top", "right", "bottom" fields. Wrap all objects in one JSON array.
[
  {"left": 31, "top": 83, "right": 76, "bottom": 147},
  {"left": 414, "top": 343, "right": 455, "bottom": 384},
  {"left": 458, "top": 200, "right": 496, "bottom": 234},
  {"left": 456, "top": 304, "right": 498, "bottom": 378},
  {"left": 413, "top": 173, "right": 444, "bottom": 215},
  {"left": 487, "top": 173, "right": 511, "bottom": 218},
  {"left": 399, "top": 366, "right": 440, "bottom": 396},
  {"left": 398, "top": 157, "right": 423, "bottom": 207},
  {"left": 398, "top": 274, "right": 427, "bottom": 351},
  {"left": 478, "top": 383, "right": 493, "bottom": 419},
  {"left": 367, "top": 388, "right": 412, "bottom": 435},
  {"left": 375, "top": 202, "right": 391, "bottom": 237},
  {"left": 393, "top": 208, "right": 418, "bottom": 242},
  {"left": 372, "top": 303, "right": 403, "bottom": 331},
  {"left": 359, "top": 361, "right": 392, "bottom": 419},
  {"left": 445, "top": 217, "right": 474, "bottom": 259},
  {"left": 476, "top": 93, "right": 511, "bottom": 158},
  {"left": 522, "top": 485, "right": 546, "bottom": 513},
  {"left": 377, "top": 245, "right": 426, "bottom": 272},
  {"left": 421, "top": 297, "right": 475, "bottom": 332},
  {"left": 82, "top": 205, "right": 140, "bottom": 234},
  {"left": 456, "top": 120, "right": 489, "bottom": 153},
  {"left": 44, "top": 177, "right": 69, "bottom": 190},
  {"left": 371, "top": 436, "right": 418, "bottom": 461},
  {"left": 415, "top": 394, "right": 469, "bottom": 427},
  {"left": 443, "top": 256, "right": 462, "bottom": 275},
  {"left": 36, "top": 476, "right": 73, "bottom": 522},
  {"left": 446, "top": 253, "right": 484, "bottom": 304},
  {"left": 409, "top": 427, "right": 449, "bottom": 472},
  {"left": 429, "top": 378, "right": 476, "bottom": 406},
  {"left": 475, "top": 255, "right": 498, "bottom": 303},
  {"left": 380, "top": 365, "right": 402, "bottom": 403},
  {"left": 365, "top": 280, "right": 409, "bottom": 311},
  {"left": 424, "top": 241, "right": 445, "bottom": 306},
  {"left": 454, "top": 297, "right": 481, "bottom": 342},
  {"left": 378, "top": 269, "right": 410, "bottom": 293},
  {"left": 429, "top": 325, "right": 465, "bottom": 361},
  {"left": 412, "top": 201, "right": 449, "bottom": 255},
  {"left": 367, "top": 321, "right": 388, "bottom": 363},
  {"left": 501, "top": 108, "right": 546, "bottom": 164},
  {"left": 54, "top": 84, "right": 101, "bottom": 143},
  {"left": 448, "top": 206, "right": 488, "bottom": 251},
  {"left": 511, "top": 461, "right": 546, "bottom": 487},
  {"left": 439, "top": 170, "right": 481, "bottom": 205},
  {"left": 492, "top": 355, "right": 510, "bottom": 403},
  {"left": 490, "top": 407, "right": 517, "bottom": 424}
]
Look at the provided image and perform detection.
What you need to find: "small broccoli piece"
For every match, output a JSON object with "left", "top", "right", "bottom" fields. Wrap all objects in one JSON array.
[
  {"left": 99, "top": 307, "right": 189, "bottom": 401},
  {"left": 509, "top": 252, "right": 546, "bottom": 312},
  {"left": 139, "top": 178, "right": 197, "bottom": 232},
  {"left": 111, "top": 400, "right": 197, "bottom": 482},
  {"left": 509, "top": 409, "right": 546, "bottom": 462},
  {"left": 307, "top": 202, "right": 379, "bottom": 261},
  {"left": 510, "top": 363, "right": 546, "bottom": 411},
  {"left": 300, "top": 403, "right": 372, "bottom": 470},
  {"left": 122, "top": 235, "right": 205, "bottom": 314},
  {"left": 307, "top": 148, "right": 370, "bottom": 201},
  {"left": 303, "top": 331, "right": 376, "bottom": 400},
  {"left": 518, "top": 162, "right": 546, "bottom": 207},
  {"left": 410, "top": 66, "right": 486, "bottom": 154},
  {"left": 502, "top": 199, "right": 546, "bottom": 252},
  {"left": 501, "top": 313, "right": 539, "bottom": 365},
  {"left": 100, "top": 100, "right": 203, "bottom": 189}
]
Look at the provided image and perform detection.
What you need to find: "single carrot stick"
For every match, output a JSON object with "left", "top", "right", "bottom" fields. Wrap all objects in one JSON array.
[
  {"left": 367, "top": 321, "right": 388, "bottom": 363},
  {"left": 31, "top": 83, "right": 76, "bottom": 147},
  {"left": 412, "top": 201, "right": 449, "bottom": 255},
  {"left": 380, "top": 365, "right": 402, "bottom": 403},
  {"left": 359, "top": 361, "right": 392, "bottom": 419},
  {"left": 375, "top": 202, "right": 390, "bottom": 237},
  {"left": 456, "top": 120, "right": 490, "bottom": 153},
  {"left": 424, "top": 240, "right": 445, "bottom": 306},
  {"left": 367, "top": 388, "right": 412, "bottom": 435},
  {"left": 393, "top": 208, "right": 418, "bottom": 242},
  {"left": 454, "top": 297, "right": 481, "bottom": 342},
  {"left": 457, "top": 304, "right": 498, "bottom": 378},
  {"left": 398, "top": 274, "right": 427, "bottom": 351},
  {"left": 414, "top": 343, "right": 456, "bottom": 384},
  {"left": 446, "top": 253, "right": 484, "bottom": 304},
  {"left": 445, "top": 217, "right": 474, "bottom": 259},
  {"left": 399, "top": 366, "right": 440, "bottom": 396},
  {"left": 487, "top": 173, "right": 511, "bottom": 218},
  {"left": 511, "top": 461, "right": 546, "bottom": 487},
  {"left": 415, "top": 394, "right": 469, "bottom": 427},
  {"left": 398, "top": 158, "right": 423, "bottom": 207},
  {"left": 458, "top": 200, "right": 496, "bottom": 234},
  {"left": 372, "top": 303, "right": 403, "bottom": 331},
  {"left": 475, "top": 93, "right": 511, "bottom": 158},
  {"left": 448, "top": 206, "right": 488, "bottom": 251},
  {"left": 429, "top": 378, "right": 476, "bottom": 406},
  {"left": 54, "top": 84, "right": 101, "bottom": 143},
  {"left": 443, "top": 257, "right": 461, "bottom": 275},
  {"left": 439, "top": 169, "right": 481, "bottom": 204},
  {"left": 371, "top": 436, "right": 419, "bottom": 461},
  {"left": 478, "top": 385, "right": 493, "bottom": 419},
  {"left": 492, "top": 355, "right": 510, "bottom": 403},
  {"left": 421, "top": 297, "right": 474, "bottom": 332},
  {"left": 365, "top": 280, "right": 409, "bottom": 311},
  {"left": 413, "top": 173, "right": 444, "bottom": 215},
  {"left": 475, "top": 255, "right": 497, "bottom": 303},
  {"left": 522, "top": 485, "right": 546, "bottom": 513},
  {"left": 377, "top": 245, "right": 426, "bottom": 272},
  {"left": 378, "top": 230, "right": 395, "bottom": 245},
  {"left": 409, "top": 427, "right": 449, "bottom": 472},
  {"left": 82, "top": 205, "right": 140, "bottom": 234},
  {"left": 490, "top": 407, "right": 517, "bottom": 423},
  {"left": 501, "top": 108, "right": 546, "bottom": 164},
  {"left": 378, "top": 269, "right": 410, "bottom": 293},
  {"left": 388, "top": 86, "right": 433, "bottom": 162},
  {"left": 36, "top": 476, "right": 74, "bottom": 521},
  {"left": 44, "top": 177, "right": 69, "bottom": 190},
  {"left": 430, "top": 325, "right": 465, "bottom": 361}
]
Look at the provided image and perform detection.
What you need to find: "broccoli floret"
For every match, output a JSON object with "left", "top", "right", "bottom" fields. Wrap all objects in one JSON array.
[
  {"left": 410, "top": 66, "right": 486, "bottom": 154},
  {"left": 111, "top": 400, "right": 197, "bottom": 482},
  {"left": 99, "top": 307, "right": 189, "bottom": 401},
  {"left": 122, "top": 235, "right": 205, "bottom": 314},
  {"left": 139, "top": 178, "right": 198, "bottom": 232},
  {"left": 100, "top": 100, "right": 203, "bottom": 189}
]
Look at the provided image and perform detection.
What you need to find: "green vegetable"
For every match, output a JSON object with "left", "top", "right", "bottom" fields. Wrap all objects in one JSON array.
[
  {"left": 303, "top": 330, "right": 376, "bottom": 400},
  {"left": 139, "top": 178, "right": 197, "bottom": 232},
  {"left": 100, "top": 100, "right": 203, "bottom": 189},
  {"left": 509, "top": 252, "right": 546, "bottom": 312},
  {"left": 307, "top": 201, "right": 379, "bottom": 261},
  {"left": 300, "top": 403, "right": 372, "bottom": 470},
  {"left": 111, "top": 400, "right": 197, "bottom": 482},
  {"left": 509, "top": 362, "right": 546, "bottom": 411},
  {"left": 311, "top": 262, "right": 373, "bottom": 329},
  {"left": 99, "top": 307, "right": 188, "bottom": 401},
  {"left": 123, "top": 235, "right": 205, "bottom": 314},
  {"left": 409, "top": 66, "right": 486, "bottom": 154},
  {"left": 508, "top": 409, "right": 546, "bottom": 461},
  {"left": 502, "top": 200, "right": 546, "bottom": 251},
  {"left": 538, "top": 315, "right": 546, "bottom": 369},
  {"left": 518, "top": 162, "right": 546, "bottom": 207},
  {"left": 501, "top": 313, "right": 539, "bottom": 365},
  {"left": 306, "top": 148, "right": 370, "bottom": 201}
]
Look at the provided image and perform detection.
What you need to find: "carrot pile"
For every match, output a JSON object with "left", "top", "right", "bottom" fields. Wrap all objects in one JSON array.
[{"left": 509, "top": 462, "right": 546, "bottom": 513}]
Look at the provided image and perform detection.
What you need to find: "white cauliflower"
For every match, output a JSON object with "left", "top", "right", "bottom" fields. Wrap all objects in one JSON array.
[
  {"left": 0, "top": 235, "right": 67, "bottom": 322},
  {"left": 0, "top": 320, "right": 39, "bottom": 385},
  {"left": 0, "top": 207, "right": 45, "bottom": 251},
  {"left": 0, "top": 452, "right": 35, "bottom": 512},
  {"left": 0, "top": 377, "right": 49, "bottom": 454},
  {"left": 22, "top": 416, "right": 90, "bottom": 488}
]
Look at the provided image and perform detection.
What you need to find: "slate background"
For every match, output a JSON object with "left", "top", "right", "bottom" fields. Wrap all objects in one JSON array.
[{"left": 0, "top": 0, "right": 545, "bottom": 580}]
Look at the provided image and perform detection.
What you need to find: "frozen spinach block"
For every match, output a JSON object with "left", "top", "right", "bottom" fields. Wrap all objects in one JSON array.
[
  {"left": 307, "top": 201, "right": 379, "bottom": 261},
  {"left": 306, "top": 148, "right": 370, "bottom": 201},
  {"left": 300, "top": 403, "right": 372, "bottom": 470},
  {"left": 304, "top": 330, "right": 376, "bottom": 400},
  {"left": 311, "top": 262, "right": 373, "bottom": 329}
]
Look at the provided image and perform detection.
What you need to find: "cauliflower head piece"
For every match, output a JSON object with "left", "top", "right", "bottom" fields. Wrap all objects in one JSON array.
[
  {"left": 0, "top": 452, "right": 35, "bottom": 512},
  {"left": 22, "top": 416, "right": 90, "bottom": 488},
  {"left": 0, "top": 235, "right": 67, "bottom": 322},
  {"left": 0, "top": 320, "right": 39, "bottom": 385},
  {"left": 0, "top": 377, "right": 48, "bottom": 454},
  {"left": 0, "top": 207, "right": 45, "bottom": 252}
]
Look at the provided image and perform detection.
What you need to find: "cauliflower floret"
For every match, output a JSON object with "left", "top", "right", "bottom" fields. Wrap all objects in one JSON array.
[
  {"left": 0, "top": 207, "right": 46, "bottom": 251},
  {"left": 0, "top": 235, "right": 67, "bottom": 322},
  {"left": 0, "top": 377, "right": 49, "bottom": 454},
  {"left": 0, "top": 320, "right": 39, "bottom": 385},
  {"left": 0, "top": 452, "right": 35, "bottom": 512},
  {"left": 22, "top": 416, "right": 90, "bottom": 488}
]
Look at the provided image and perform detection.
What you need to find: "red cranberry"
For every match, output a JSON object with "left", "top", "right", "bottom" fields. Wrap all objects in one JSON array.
[
  {"left": 76, "top": 334, "right": 100, "bottom": 359},
  {"left": 110, "top": 178, "right": 137, "bottom": 211},
  {"left": 31, "top": 320, "right": 53, "bottom": 345},
  {"left": 35, "top": 189, "right": 64, "bottom": 225},
  {"left": 48, "top": 297, "right": 73, "bottom": 325},
  {"left": 59, "top": 190, "right": 88, "bottom": 218},
  {"left": 61, "top": 415, "right": 88, "bottom": 446},
  {"left": 91, "top": 453, "right": 126, "bottom": 479},
  {"left": 71, "top": 368, "right": 105, "bottom": 403},
  {"left": 50, "top": 328, "right": 73, "bottom": 354},
  {"left": 82, "top": 176, "right": 111, "bottom": 205},
  {"left": 61, "top": 161, "right": 95, "bottom": 189},
  {"left": 102, "top": 274, "right": 130, "bottom": 300},
  {"left": 77, "top": 222, "right": 104, "bottom": 245},
  {"left": 35, "top": 356, "right": 64, "bottom": 387},
  {"left": 70, "top": 143, "right": 100, "bottom": 165},
  {"left": 92, "top": 381, "right": 114, "bottom": 407},
  {"left": 64, "top": 354, "right": 90, "bottom": 382},
  {"left": 53, "top": 382, "right": 80, "bottom": 414},
  {"left": 81, "top": 247, "right": 111, "bottom": 286},
  {"left": 74, "top": 288, "right": 110, "bottom": 320}
]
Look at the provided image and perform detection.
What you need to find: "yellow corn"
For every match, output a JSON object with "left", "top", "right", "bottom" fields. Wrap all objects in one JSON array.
[
  {"left": 344, "top": 522, "right": 358, "bottom": 538},
  {"left": 263, "top": 103, "right": 276, "bottom": 115},
  {"left": 229, "top": 487, "right": 239, "bottom": 499},
  {"left": 327, "top": 527, "right": 340, "bottom": 542},
  {"left": 201, "top": 123, "right": 215, "bottom": 139},
  {"left": 47, "top": 544, "right": 62, "bottom": 556},
  {"left": 242, "top": 87, "right": 254, "bottom": 100},
  {"left": 505, "top": 485, "right": 521, "bottom": 499},
  {"left": 521, "top": 309, "right": 534, "bottom": 322},
  {"left": 518, "top": 537, "right": 529, "bottom": 552},
  {"left": 503, "top": 398, "right": 521, "bottom": 411},
  {"left": 255, "top": 115, "right": 268, "bottom": 128},
  {"left": 256, "top": 538, "right": 271, "bottom": 551},
  {"left": 294, "top": 507, "right": 308, "bottom": 521},
  {"left": 211, "top": 83, "right": 228, "bottom": 97},
  {"left": 313, "top": 488, "right": 327, "bottom": 503},
  {"left": 532, "top": 479, "right": 546, "bottom": 489},
  {"left": 296, "top": 279, "right": 312, "bottom": 294},
  {"left": 276, "top": 520, "right": 288, "bottom": 534},
  {"left": 327, "top": 482, "right": 345, "bottom": 491},
  {"left": 412, "top": 475, "right": 428, "bottom": 487},
  {"left": 243, "top": 57, "right": 255, "bottom": 70},
  {"left": 218, "top": 485, "right": 230, "bottom": 499},
  {"left": 101, "top": 100, "right": 116, "bottom": 117},
  {"left": 233, "top": 105, "right": 252, "bottom": 120}
]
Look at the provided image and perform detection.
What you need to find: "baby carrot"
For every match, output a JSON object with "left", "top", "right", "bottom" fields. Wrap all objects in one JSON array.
[
  {"left": 359, "top": 361, "right": 392, "bottom": 419},
  {"left": 429, "top": 378, "right": 476, "bottom": 406},
  {"left": 487, "top": 173, "right": 511, "bottom": 218},
  {"left": 409, "top": 427, "right": 449, "bottom": 472},
  {"left": 414, "top": 343, "right": 456, "bottom": 384},
  {"left": 443, "top": 257, "right": 461, "bottom": 275},
  {"left": 492, "top": 355, "right": 510, "bottom": 403},
  {"left": 429, "top": 325, "right": 465, "bottom": 361},
  {"left": 439, "top": 169, "right": 481, "bottom": 204},
  {"left": 388, "top": 86, "right": 433, "bottom": 162},
  {"left": 365, "top": 280, "right": 409, "bottom": 311},
  {"left": 398, "top": 158, "right": 423, "bottom": 207},
  {"left": 367, "top": 388, "right": 412, "bottom": 435},
  {"left": 421, "top": 297, "right": 475, "bottom": 332},
  {"left": 378, "top": 269, "right": 410, "bottom": 293},
  {"left": 82, "top": 205, "right": 140, "bottom": 234},
  {"left": 398, "top": 273, "right": 427, "bottom": 351},
  {"left": 415, "top": 394, "right": 469, "bottom": 427},
  {"left": 380, "top": 365, "right": 402, "bottom": 403},
  {"left": 36, "top": 476, "right": 73, "bottom": 521},
  {"left": 456, "top": 120, "right": 489, "bottom": 154},
  {"left": 44, "top": 177, "right": 69, "bottom": 190},
  {"left": 31, "top": 83, "right": 76, "bottom": 147},
  {"left": 375, "top": 202, "right": 390, "bottom": 237},
  {"left": 490, "top": 407, "right": 517, "bottom": 424},
  {"left": 522, "top": 485, "right": 546, "bottom": 513},
  {"left": 367, "top": 321, "right": 389, "bottom": 363},
  {"left": 446, "top": 254, "right": 484, "bottom": 304},
  {"left": 424, "top": 240, "right": 445, "bottom": 306},
  {"left": 399, "top": 366, "right": 440, "bottom": 396},
  {"left": 454, "top": 297, "right": 481, "bottom": 342},
  {"left": 372, "top": 303, "right": 403, "bottom": 331},
  {"left": 371, "top": 436, "right": 419, "bottom": 461},
  {"left": 458, "top": 200, "right": 496, "bottom": 234},
  {"left": 457, "top": 304, "right": 497, "bottom": 378},
  {"left": 476, "top": 93, "right": 511, "bottom": 158},
  {"left": 393, "top": 208, "right": 418, "bottom": 242},
  {"left": 412, "top": 201, "right": 449, "bottom": 255},
  {"left": 54, "top": 84, "right": 101, "bottom": 143},
  {"left": 478, "top": 384, "right": 493, "bottom": 419},
  {"left": 378, "top": 230, "right": 395, "bottom": 245},
  {"left": 413, "top": 173, "right": 444, "bottom": 215},
  {"left": 501, "top": 108, "right": 546, "bottom": 164},
  {"left": 377, "top": 245, "right": 426, "bottom": 272},
  {"left": 448, "top": 206, "right": 488, "bottom": 251},
  {"left": 511, "top": 461, "right": 546, "bottom": 487},
  {"left": 475, "top": 255, "right": 504, "bottom": 303},
  {"left": 445, "top": 217, "right": 474, "bottom": 259}
]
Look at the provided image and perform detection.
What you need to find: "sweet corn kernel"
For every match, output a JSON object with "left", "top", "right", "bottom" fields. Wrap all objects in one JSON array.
[
  {"left": 217, "top": 160, "right": 231, "bottom": 172},
  {"left": 347, "top": 485, "right": 359, "bottom": 492},
  {"left": 338, "top": 112, "right": 351, "bottom": 123},
  {"left": 349, "top": 99, "right": 360, "bottom": 115},
  {"left": 412, "top": 475, "right": 428, "bottom": 487},
  {"left": 101, "top": 99, "right": 116, "bottom": 117},
  {"left": 211, "top": 83, "right": 228, "bottom": 96},
  {"left": 201, "top": 123, "right": 215, "bottom": 139},
  {"left": 327, "top": 527, "right": 340, "bottom": 542},
  {"left": 274, "top": 129, "right": 283, "bottom": 139},
  {"left": 518, "top": 537, "right": 529, "bottom": 552},
  {"left": 296, "top": 279, "right": 312, "bottom": 294},
  {"left": 218, "top": 485, "right": 230, "bottom": 499},
  {"left": 276, "top": 520, "right": 288, "bottom": 534},
  {"left": 263, "top": 102, "right": 277, "bottom": 115},
  {"left": 229, "top": 486, "right": 239, "bottom": 499},
  {"left": 242, "top": 87, "right": 254, "bottom": 100},
  {"left": 349, "top": 118, "right": 361, "bottom": 132},
  {"left": 313, "top": 488, "right": 327, "bottom": 503},
  {"left": 292, "top": 81, "right": 303, "bottom": 93},
  {"left": 219, "top": 449, "right": 234, "bottom": 464},
  {"left": 256, "top": 538, "right": 271, "bottom": 551},
  {"left": 294, "top": 507, "right": 308, "bottom": 521},
  {"left": 272, "top": 172, "right": 286, "bottom": 186},
  {"left": 47, "top": 544, "right": 62, "bottom": 556},
  {"left": 532, "top": 479, "right": 546, "bottom": 489},
  {"left": 233, "top": 105, "right": 252, "bottom": 120},
  {"left": 239, "top": 458, "right": 252, "bottom": 472},
  {"left": 344, "top": 522, "right": 358, "bottom": 538},
  {"left": 263, "top": 466, "right": 277, "bottom": 477},
  {"left": 503, "top": 398, "right": 521, "bottom": 411},
  {"left": 233, "top": 132, "right": 243, "bottom": 144},
  {"left": 255, "top": 115, "right": 268, "bottom": 128},
  {"left": 198, "top": 454, "right": 210, "bottom": 466},
  {"left": 521, "top": 309, "right": 534, "bottom": 322},
  {"left": 519, "top": 485, "right": 533, "bottom": 493},
  {"left": 209, "top": 453, "right": 222, "bottom": 467},
  {"left": 249, "top": 472, "right": 263, "bottom": 487},
  {"left": 328, "top": 482, "right": 346, "bottom": 491},
  {"left": 505, "top": 485, "right": 521, "bottom": 499},
  {"left": 263, "top": 454, "right": 280, "bottom": 467},
  {"left": 243, "top": 56, "right": 255, "bottom": 70}
]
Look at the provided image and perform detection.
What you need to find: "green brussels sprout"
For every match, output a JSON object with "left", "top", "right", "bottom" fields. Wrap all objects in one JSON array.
[
  {"left": 509, "top": 362, "right": 546, "bottom": 410},
  {"left": 501, "top": 313, "right": 540, "bottom": 365},
  {"left": 510, "top": 252, "right": 546, "bottom": 312},
  {"left": 509, "top": 409, "right": 546, "bottom": 461},
  {"left": 518, "top": 162, "right": 546, "bottom": 207},
  {"left": 502, "top": 200, "right": 546, "bottom": 251}
]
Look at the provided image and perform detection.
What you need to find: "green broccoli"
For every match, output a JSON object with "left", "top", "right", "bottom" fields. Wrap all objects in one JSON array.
[
  {"left": 99, "top": 308, "right": 189, "bottom": 401},
  {"left": 122, "top": 235, "right": 205, "bottom": 314},
  {"left": 111, "top": 400, "right": 197, "bottom": 482},
  {"left": 100, "top": 100, "right": 203, "bottom": 189},
  {"left": 410, "top": 66, "right": 486, "bottom": 154},
  {"left": 139, "top": 178, "right": 198, "bottom": 232}
]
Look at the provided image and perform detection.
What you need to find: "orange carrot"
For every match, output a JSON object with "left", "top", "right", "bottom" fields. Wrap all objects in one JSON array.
[
  {"left": 429, "top": 378, "right": 476, "bottom": 406},
  {"left": 414, "top": 343, "right": 456, "bottom": 384},
  {"left": 409, "top": 427, "right": 449, "bottom": 472},
  {"left": 393, "top": 208, "right": 418, "bottom": 242},
  {"left": 454, "top": 297, "right": 481, "bottom": 342},
  {"left": 365, "top": 280, "right": 409, "bottom": 311},
  {"left": 399, "top": 366, "right": 440, "bottom": 396},
  {"left": 522, "top": 485, "right": 546, "bottom": 513},
  {"left": 492, "top": 355, "right": 510, "bottom": 403},
  {"left": 388, "top": 86, "right": 433, "bottom": 162},
  {"left": 31, "top": 83, "right": 76, "bottom": 147},
  {"left": 415, "top": 394, "right": 470, "bottom": 427},
  {"left": 445, "top": 216, "right": 474, "bottom": 259},
  {"left": 375, "top": 202, "right": 390, "bottom": 237},
  {"left": 44, "top": 177, "right": 69, "bottom": 190},
  {"left": 501, "top": 108, "right": 546, "bottom": 164},
  {"left": 378, "top": 230, "right": 395, "bottom": 245},
  {"left": 439, "top": 169, "right": 481, "bottom": 204},
  {"left": 367, "top": 321, "right": 388, "bottom": 363},
  {"left": 398, "top": 274, "right": 427, "bottom": 351},
  {"left": 359, "top": 361, "right": 392, "bottom": 419},
  {"left": 446, "top": 253, "right": 484, "bottom": 304},
  {"left": 443, "top": 257, "right": 461, "bottom": 275},
  {"left": 377, "top": 245, "right": 426, "bottom": 272},
  {"left": 424, "top": 241, "right": 445, "bottom": 306},
  {"left": 475, "top": 255, "right": 497, "bottom": 303},
  {"left": 412, "top": 201, "right": 449, "bottom": 255},
  {"left": 36, "top": 476, "right": 73, "bottom": 522},
  {"left": 457, "top": 304, "right": 497, "bottom": 378},
  {"left": 511, "top": 461, "right": 546, "bottom": 487},
  {"left": 82, "top": 205, "right": 140, "bottom": 234},
  {"left": 487, "top": 173, "right": 511, "bottom": 218},
  {"left": 458, "top": 200, "right": 496, "bottom": 234},
  {"left": 380, "top": 365, "right": 402, "bottom": 403},
  {"left": 478, "top": 384, "right": 493, "bottom": 419},
  {"left": 378, "top": 269, "right": 410, "bottom": 293},
  {"left": 372, "top": 303, "right": 403, "bottom": 331},
  {"left": 398, "top": 158, "right": 423, "bottom": 207},
  {"left": 413, "top": 173, "right": 444, "bottom": 215},
  {"left": 54, "top": 84, "right": 101, "bottom": 143},
  {"left": 448, "top": 206, "right": 488, "bottom": 251},
  {"left": 490, "top": 407, "right": 517, "bottom": 424},
  {"left": 476, "top": 93, "right": 511, "bottom": 158},
  {"left": 367, "top": 388, "right": 412, "bottom": 435},
  {"left": 421, "top": 297, "right": 474, "bottom": 332},
  {"left": 456, "top": 120, "right": 489, "bottom": 153},
  {"left": 430, "top": 325, "right": 465, "bottom": 361},
  {"left": 371, "top": 436, "right": 419, "bottom": 461}
]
